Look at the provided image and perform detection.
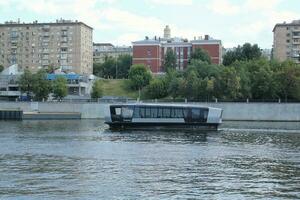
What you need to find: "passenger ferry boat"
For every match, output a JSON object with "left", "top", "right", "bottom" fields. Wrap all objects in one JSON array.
[{"left": 105, "top": 103, "right": 222, "bottom": 130}]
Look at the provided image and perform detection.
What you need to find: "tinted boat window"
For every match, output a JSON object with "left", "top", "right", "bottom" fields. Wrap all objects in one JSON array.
[
  {"left": 163, "top": 107, "right": 171, "bottom": 118},
  {"left": 191, "top": 108, "right": 200, "bottom": 120},
  {"left": 174, "top": 108, "right": 183, "bottom": 118},
  {"left": 157, "top": 107, "right": 163, "bottom": 118},
  {"left": 115, "top": 108, "right": 121, "bottom": 115},
  {"left": 122, "top": 106, "right": 133, "bottom": 118},
  {"left": 145, "top": 107, "right": 151, "bottom": 118},
  {"left": 151, "top": 107, "right": 158, "bottom": 118},
  {"left": 133, "top": 106, "right": 140, "bottom": 118},
  {"left": 140, "top": 107, "right": 145, "bottom": 118}
]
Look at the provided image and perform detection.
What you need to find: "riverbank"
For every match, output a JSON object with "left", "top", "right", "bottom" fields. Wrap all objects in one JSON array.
[{"left": 0, "top": 101, "right": 300, "bottom": 121}]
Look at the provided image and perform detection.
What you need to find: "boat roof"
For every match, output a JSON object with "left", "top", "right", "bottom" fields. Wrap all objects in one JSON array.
[{"left": 109, "top": 102, "right": 221, "bottom": 110}]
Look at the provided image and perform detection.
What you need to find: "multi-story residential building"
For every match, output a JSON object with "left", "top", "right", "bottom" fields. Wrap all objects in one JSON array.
[
  {"left": 93, "top": 43, "right": 132, "bottom": 63},
  {"left": 273, "top": 20, "right": 300, "bottom": 63},
  {"left": 0, "top": 19, "right": 93, "bottom": 75},
  {"left": 132, "top": 26, "right": 222, "bottom": 73}
]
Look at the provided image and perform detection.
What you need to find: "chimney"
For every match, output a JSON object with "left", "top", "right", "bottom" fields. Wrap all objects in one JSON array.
[
  {"left": 154, "top": 36, "right": 157, "bottom": 40},
  {"left": 145, "top": 36, "right": 149, "bottom": 40},
  {"left": 204, "top": 35, "right": 209, "bottom": 40}
]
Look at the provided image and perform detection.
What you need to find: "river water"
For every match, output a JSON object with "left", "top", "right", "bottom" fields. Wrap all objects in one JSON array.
[{"left": 0, "top": 120, "right": 299, "bottom": 199}]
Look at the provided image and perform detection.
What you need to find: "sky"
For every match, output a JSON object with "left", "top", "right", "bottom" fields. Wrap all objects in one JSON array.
[{"left": 0, "top": 0, "right": 299, "bottom": 49}]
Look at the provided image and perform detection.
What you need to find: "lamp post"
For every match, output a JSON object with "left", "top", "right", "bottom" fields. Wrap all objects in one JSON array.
[{"left": 115, "top": 58, "right": 118, "bottom": 79}]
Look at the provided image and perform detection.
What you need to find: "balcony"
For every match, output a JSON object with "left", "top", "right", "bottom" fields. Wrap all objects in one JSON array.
[
  {"left": 42, "top": 25, "right": 50, "bottom": 31},
  {"left": 42, "top": 32, "right": 50, "bottom": 37},
  {"left": 11, "top": 44, "right": 18, "bottom": 49},
  {"left": 60, "top": 43, "right": 68, "bottom": 48},
  {"left": 42, "top": 49, "right": 49, "bottom": 53}
]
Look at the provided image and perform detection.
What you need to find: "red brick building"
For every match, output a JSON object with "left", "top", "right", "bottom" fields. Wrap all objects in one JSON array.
[{"left": 132, "top": 28, "right": 222, "bottom": 73}]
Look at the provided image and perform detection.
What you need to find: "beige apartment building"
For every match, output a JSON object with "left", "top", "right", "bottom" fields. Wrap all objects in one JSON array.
[
  {"left": 273, "top": 20, "right": 300, "bottom": 63},
  {"left": 0, "top": 19, "right": 93, "bottom": 75}
]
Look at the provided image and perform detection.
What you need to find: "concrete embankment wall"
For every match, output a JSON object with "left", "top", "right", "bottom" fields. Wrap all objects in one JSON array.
[{"left": 0, "top": 102, "right": 300, "bottom": 121}]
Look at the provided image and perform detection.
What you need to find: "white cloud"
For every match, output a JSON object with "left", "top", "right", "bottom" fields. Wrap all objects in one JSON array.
[
  {"left": 244, "top": 0, "right": 282, "bottom": 11},
  {"left": 232, "top": 21, "right": 265, "bottom": 38},
  {"left": 208, "top": 0, "right": 240, "bottom": 15},
  {"left": 148, "top": 0, "right": 193, "bottom": 6},
  {"left": 114, "top": 33, "right": 141, "bottom": 46},
  {"left": 99, "top": 8, "right": 164, "bottom": 33}
]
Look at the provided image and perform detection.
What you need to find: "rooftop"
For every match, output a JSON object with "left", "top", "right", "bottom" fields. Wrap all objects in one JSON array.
[
  {"left": 273, "top": 19, "right": 300, "bottom": 32},
  {"left": 0, "top": 19, "right": 93, "bottom": 30}
]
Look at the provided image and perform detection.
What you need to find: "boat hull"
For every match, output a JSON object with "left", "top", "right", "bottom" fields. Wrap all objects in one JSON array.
[{"left": 105, "top": 122, "right": 220, "bottom": 131}]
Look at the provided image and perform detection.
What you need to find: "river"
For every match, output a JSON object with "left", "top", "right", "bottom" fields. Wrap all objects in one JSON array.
[{"left": 0, "top": 120, "right": 299, "bottom": 199}]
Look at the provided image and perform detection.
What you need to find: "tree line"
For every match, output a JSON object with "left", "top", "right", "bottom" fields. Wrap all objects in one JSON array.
[
  {"left": 93, "top": 54, "right": 132, "bottom": 79},
  {"left": 19, "top": 69, "right": 68, "bottom": 101},
  {"left": 127, "top": 43, "right": 300, "bottom": 101}
]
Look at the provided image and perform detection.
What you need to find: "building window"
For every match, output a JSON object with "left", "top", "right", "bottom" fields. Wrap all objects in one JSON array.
[
  {"left": 287, "top": 39, "right": 290, "bottom": 43},
  {"left": 287, "top": 27, "right": 289, "bottom": 30},
  {"left": 287, "top": 33, "right": 290, "bottom": 37},
  {"left": 147, "top": 50, "right": 151, "bottom": 56}
]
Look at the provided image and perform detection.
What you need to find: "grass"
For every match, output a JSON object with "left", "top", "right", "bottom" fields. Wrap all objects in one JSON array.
[{"left": 100, "top": 79, "right": 139, "bottom": 99}]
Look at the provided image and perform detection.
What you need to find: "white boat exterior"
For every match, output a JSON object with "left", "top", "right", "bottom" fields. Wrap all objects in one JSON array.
[{"left": 105, "top": 103, "right": 222, "bottom": 130}]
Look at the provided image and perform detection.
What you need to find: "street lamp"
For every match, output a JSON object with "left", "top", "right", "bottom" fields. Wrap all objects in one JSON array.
[{"left": 115, "top": 58, "right": 118, "bottom": 79}]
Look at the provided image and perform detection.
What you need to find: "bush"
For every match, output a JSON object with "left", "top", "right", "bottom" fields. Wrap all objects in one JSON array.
[
  {"left": 91, "top": 80, "right": 103, "bottom": 99},
  {"left": 52, "top": 76, "right": 68, "bottom": 100},
  {"left": 128, "top": 64, "right": 152, "bottom": 90},
  {"left": 145, "top": 78, "right": 168, "bottom": 99}
]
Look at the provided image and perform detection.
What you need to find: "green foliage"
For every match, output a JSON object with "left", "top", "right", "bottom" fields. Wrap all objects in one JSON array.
[
  {"left": 164, "top": 48, "right": 177, "bottom": 71},
  {"left": 19, "top": 69, "right": 51, "bottom": 101},
  {"left": 145, "top": 78, "right": 168, "bottom": 99},
  {"left": 215, "top": 67, "right": 241, "bottom": 99},
  {"left": 275, "top": 61, "right": 300, "bottom": 101},
  {"left": 116, "top": 54, "right": 132, "bottom": 78},
  {"left": 91, "top": 80, "right": 103, "bottom": 99},
  {"left": 128, "top": 64, "right": 152, "bottom": 90},
  {"left": 19, "top": 69, "right": 34, "bottom": 98},
  {"left": 190, "top": 48, "right": 211, "bottom": 64},
  {"left": 32, "top": 70, "right": 51, "bottom": 101},
  {"left": 93, "top": 55, "right": 132, "bottom": 78},
  {"left": 46, "top": 65, "right": 59, "bottom": 73},
  {"left": 52, "top": 76, "right": 68, "bottom": 100},
  {"left": 0, "top": 64, "right": 4, "bottom": 73},
  {"left": 223, "top": 43, "right": 262, "bottom": 66}
]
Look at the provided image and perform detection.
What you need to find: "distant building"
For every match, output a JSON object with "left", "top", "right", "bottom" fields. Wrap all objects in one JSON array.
[
  {"left": 0, "top": 65, "right": 93, "bottom": 100},
  {"left": 93, "top": 43, "right": 132, "bottom": 63},
  {"left": 261, "top": 49, "right": 272, "bottom": 60},
  {"left": 132, "top": 26, "right": 222, "bottom": 73},
  {"left": 273, "top": 20, "right": 300, "bottom": 63},
  {"left": 0, "top": 19, "right": 93, "bottom": 75}
]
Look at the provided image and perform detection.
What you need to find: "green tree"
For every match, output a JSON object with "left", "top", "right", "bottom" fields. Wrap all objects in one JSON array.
[
  {"left": 19, "top": 69, "right": 34, "bottom": 99},
  {"left": 168, "top": 77, "right": 181, "bottom": 99},
  {"left": 275, "top": 61, "right": 300, "bottom": 101},
  {"left": 145, "top": 78, "right": 168, "bottom": 99},
  {"left": 0, "top": 64, "right": 4, "bottom": 73},
  {"left": 46, "top": 65, "right": 59, "bottom": 73},
  {"left": 164, "top": 48, "right": 177, "bottom": 71},
  {"left": 215, "top": 67, "right": 241, "bottom": 99},
  {"left": 93, "top": 56, "right": 116, "bottom": 78},
  {"left": 91, "top": 79, "right": 103, "bottom": 99},
  {"left": 251, "top": 67, "right": 277, "bottom": 99},
  {"left": 32, "top": 70, "right": 51, "bottom": 101},
  {"left": 190, "top": 48, "right": 211, "bottom": 64},
  {"left": 128, "top": 64, "right": 152, "bottom": 90},
  {"left": 223, "top": 43, "right": 262, "bottom": 66},
  {"left": 52, "top": 76, "right": 68, "bottom": 100},
  {"left": 116, "top": 54, "right": 132, "bottom": 78}
]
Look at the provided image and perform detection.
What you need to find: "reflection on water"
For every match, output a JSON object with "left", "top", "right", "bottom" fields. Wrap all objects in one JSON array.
[{"left": 0, "top": 120, "right": 299, "bottom": 199}]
